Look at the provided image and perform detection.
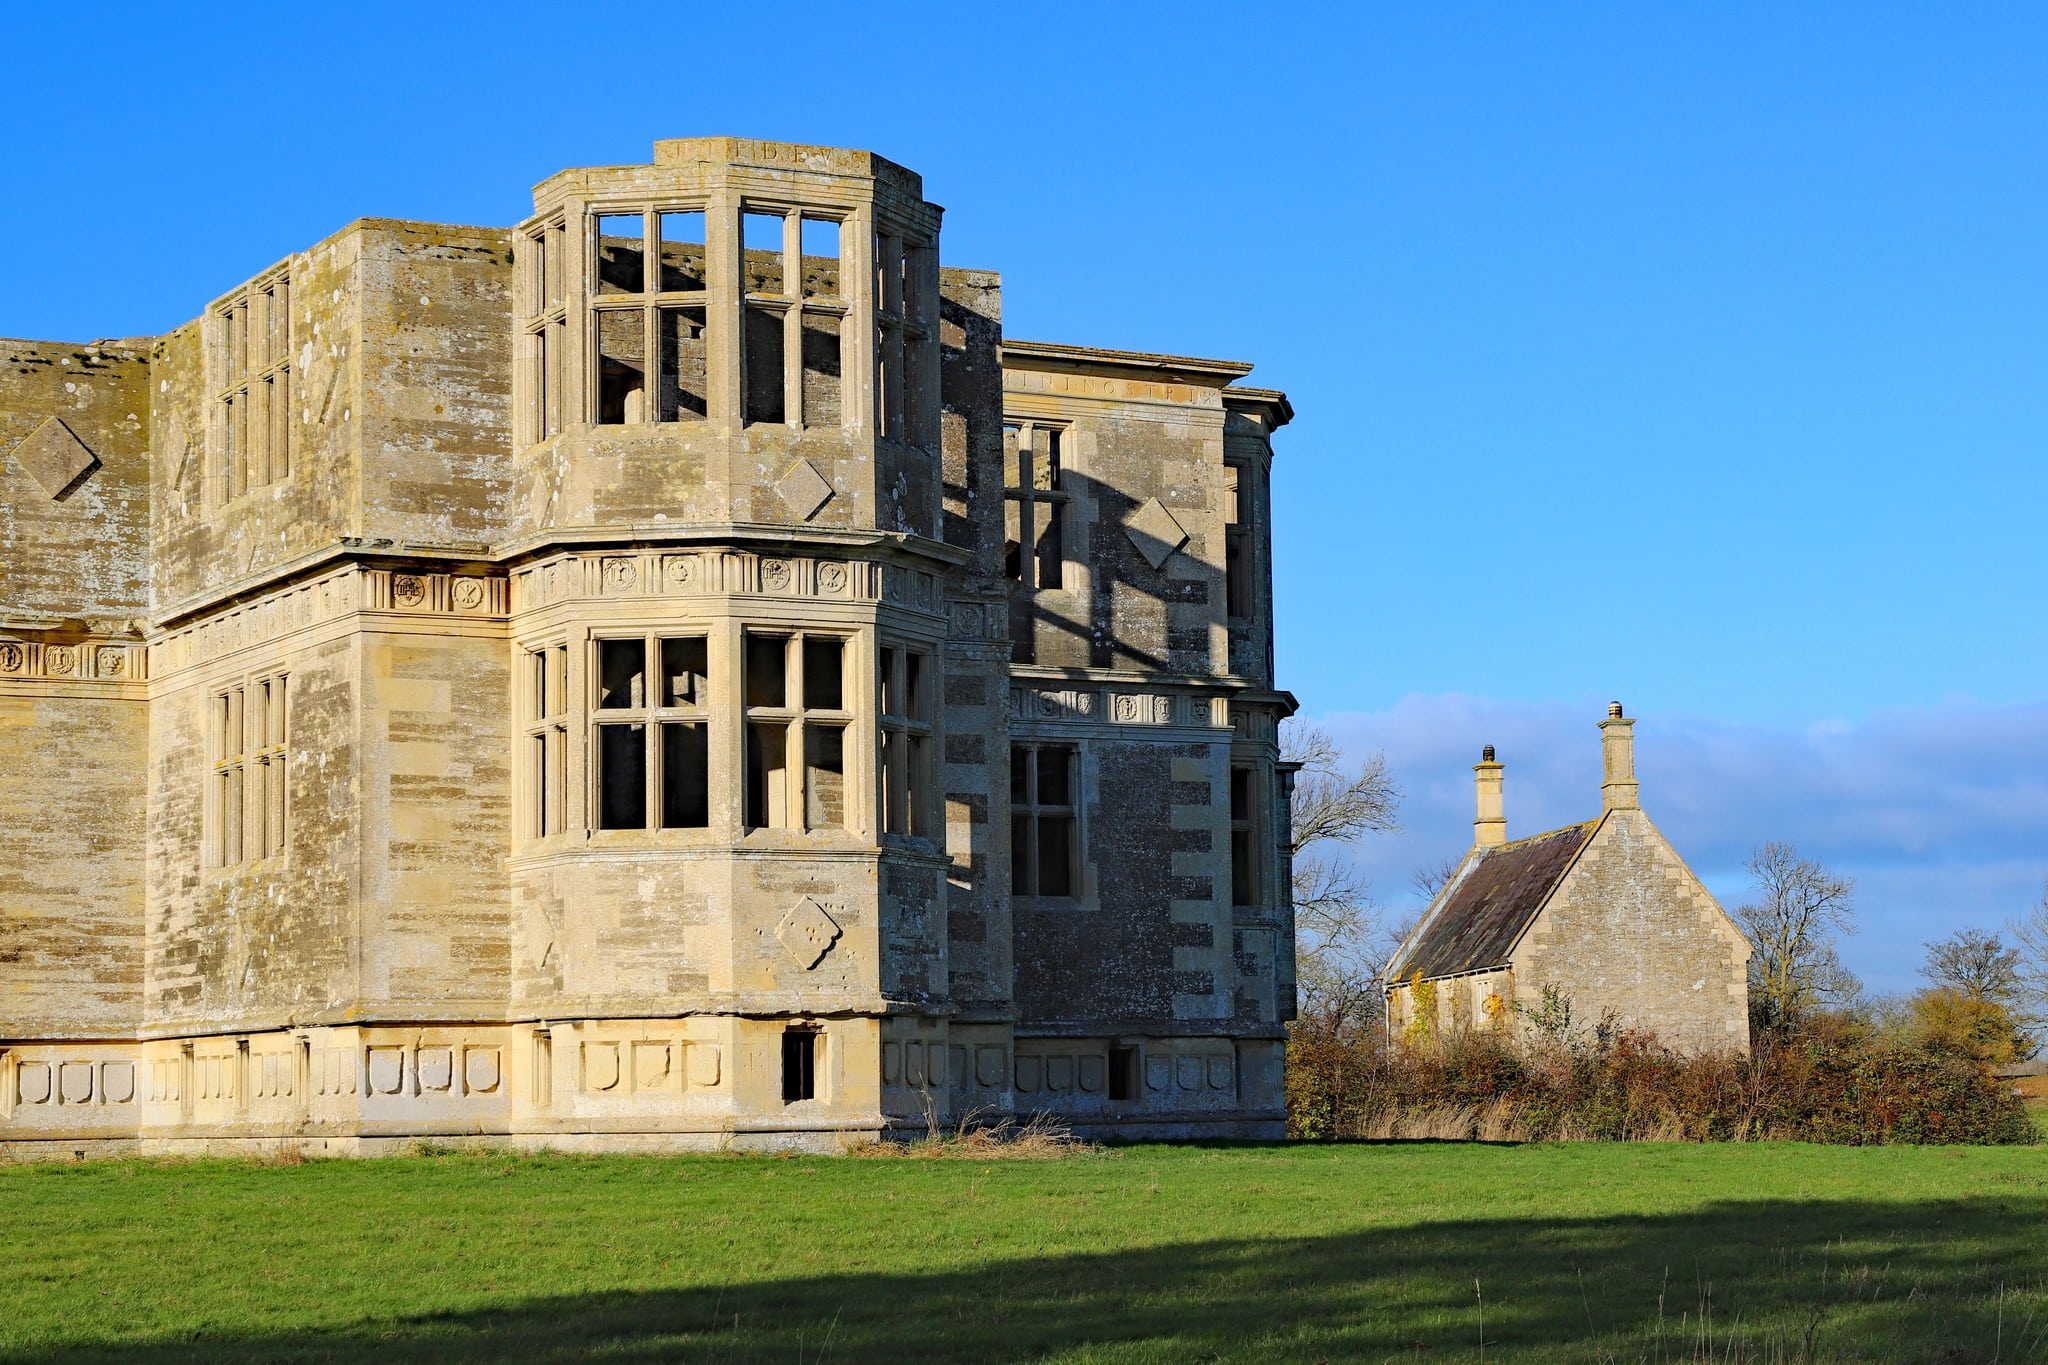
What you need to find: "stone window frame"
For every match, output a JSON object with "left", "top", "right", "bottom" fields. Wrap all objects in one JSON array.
[
  {"left": 1229, "top": 762, "right": 1265, "bottom": 908},
  {"left": 520, "top": 638, "right": 571, "bottom": 838},
  {"left": 742, "top": 627, "right": 857, "bottom": 834},
  {"left": 519, "top": 214, "right": 570, "bottom": 445},
  {"left": 588, "top": 629, "right": 713, "bottom": 833},
  {"left": 585, "top": 203, "right": 716, "bottom": 429},
  {"left": 208, "top": 670, "right": 289, "bottom": 868},
  {"left": 210, "top": 269, "right": 293, "bottom": 505},
  {"left": 876, "top": 640, "right": 935, "bottom": 842},
  {"left": 1010, "top": 742, "right": 1081, "bottom": 898},
  {"left": 873, "top": 219, "right": 937, "bottom": 449},
  {"left": 739, "top": 200, "right": 852, "bottom": 432},
  {"left": 1002, "top": 419, "right": 1072, "bottom": 593},
  {"left": 1223, "top": 459, "right": 1255, "bottom": 622}
]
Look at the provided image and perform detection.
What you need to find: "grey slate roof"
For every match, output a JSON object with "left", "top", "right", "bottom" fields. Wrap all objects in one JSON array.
[{"left": 1392, "top": 819, "right": 1600, "bottom": 980}]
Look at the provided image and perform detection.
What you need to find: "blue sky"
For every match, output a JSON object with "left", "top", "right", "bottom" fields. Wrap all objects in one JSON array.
[{"left": 9, "top": 3, "right": 2046, "bottom": 990}]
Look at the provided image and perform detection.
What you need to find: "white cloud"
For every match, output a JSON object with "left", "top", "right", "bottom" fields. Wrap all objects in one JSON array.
[{"left": 1305, "top": 693, "right": 2048, "bottom": 994}]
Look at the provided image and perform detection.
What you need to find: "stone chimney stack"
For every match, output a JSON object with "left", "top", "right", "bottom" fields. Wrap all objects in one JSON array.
[
  {"left": 1473, "top": 745, "right": 1506, "bottom": 847},
  {"left": 1600, "top": 701, "right": 1639, "bottom": 811}
]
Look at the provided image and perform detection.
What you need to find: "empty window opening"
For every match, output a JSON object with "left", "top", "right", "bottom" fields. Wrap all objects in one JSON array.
[
  {"left": 745, "top": 630, "right": 853, "bottom": 832},
  {"left": 781, "top": 1027, "right": 818, "bottom": 1103},
  {"left": 597, "top": 309, "right": 647, "bottom": 425},
  {"left": 743, "top": 211, "right": 786, "bottom": 295},
  {"left": 802, "top": 637, "right": 844, "bottom": 710},
  {"left": 526, "top": 222, "right": 568, "bottom": 442},
  {"left": 1011, "top": 744, "right": 1078, "bottom": 896},
  {"left": 1109, "top": 1046, "right": 1139, "bottom": 1102},
  {"left": 595, "top": 213, "right": 644, "bottom": 294},
  {"left": 596, "top": 723, "right": 647, "bottom": 829},
  {"left": 744, "top": 633, "right": 789, "bottom": 709},
  {"left": 801, "top": 216, "right": 841, "bottom": 298},
  {"left": 589, "top": 635, "right": 710, "bottom": 832},
  {"left": 744, "top": 305, "right": 786, "bottom": 425},
  {"left": 800, "top": 313, "right": 843, "bottom": 428},
  {"left": 657, "top": 307, "right": 709, "bottom": 421},
  {"left": 1224, "top": 462, "right": 1253, "bottom": 619},
  {"left": 657, "top": 211, "right": 706, "bottom": 292},
  {"left": 880, "top": 646, "right": 935, "bottom": 840},
  {"left": 1003, "top": 422, "right": 1068, "bottom": 591},
  {"left": 1231, "top": 765, "right": 1260, "bottom": 907},
  {"left": 582, "top": 207, "right": 710, "bottom": 432},
  {"left": 661, "top": 636, "right": 707, "bottom": 707},
  {"left": 805, "top": 724, "right": 846, "bottom": 828},
  {"left": 660, "top": 722, "right": 709, "bottom": 828}
]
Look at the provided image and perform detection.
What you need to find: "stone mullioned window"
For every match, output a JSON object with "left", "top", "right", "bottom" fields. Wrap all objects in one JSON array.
[
  {"left": 211, "top": 272, "right": 292, "bottom": 502},
  {"left": 210, "top": 673, "right": 287, "bottom": 867}
]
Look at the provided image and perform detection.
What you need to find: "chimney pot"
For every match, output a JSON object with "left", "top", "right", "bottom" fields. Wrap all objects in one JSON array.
[
  {"left": 1609, "top": 700, "right": 1624, "bottom": 719},
  {"left": 1481, "top": 744, "right": 1495, "bottom": 761}
]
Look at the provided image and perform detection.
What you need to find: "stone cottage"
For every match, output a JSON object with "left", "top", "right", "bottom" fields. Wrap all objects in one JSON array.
[
  {"left": 1384, "top": 705, "right": 1750, "bottom": 1054},
  {"left": 0, "top": 138, "right": 1297, "bottom": 1155}
]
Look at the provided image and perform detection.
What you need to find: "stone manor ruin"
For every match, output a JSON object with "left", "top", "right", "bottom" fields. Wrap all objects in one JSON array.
[{"left": 0, "top": 139, "right": 1296, "bottom": 1154}]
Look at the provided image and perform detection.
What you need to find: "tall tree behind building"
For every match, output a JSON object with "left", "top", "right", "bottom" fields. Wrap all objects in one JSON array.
[
  {"left": 1281, "top": 721, "right": 1399, "bottom": 1016},
  {"left": 1737, "top": 841, "right": 1860, "bottom": 1035}
]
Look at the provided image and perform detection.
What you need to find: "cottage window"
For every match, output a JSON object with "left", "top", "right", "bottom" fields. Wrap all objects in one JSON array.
[
  {"left": 585, "top": 208, "right": 710, "bottom": 427},
  {"left": 211, "top": 673, "right": 287, "bottom": 866},
  {"left": 742, "top": 208, "right": 848, "bottom": 429},
  {"left": 590, "top": 634, "right": 710, "bottom": 830},
  {"left": 1011, "top": 744, "right": 1079, "bottom": 897},
  {"left": 214, "top": 273, "right": 292, "bottom": 501},
  {"left": 878, "top": 645, "right": 934, "bottom": 839},
  {"left": 744, "top": 631, "right": 852, "bottom": 831}
]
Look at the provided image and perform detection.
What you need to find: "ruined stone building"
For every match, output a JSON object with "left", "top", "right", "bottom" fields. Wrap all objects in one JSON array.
[
  {"left": 0, "top": 138, "right": 1297, "bottom": 1154},
  {"left": 1384, "top": 706, "right": 1750, "bottom": 1054}
]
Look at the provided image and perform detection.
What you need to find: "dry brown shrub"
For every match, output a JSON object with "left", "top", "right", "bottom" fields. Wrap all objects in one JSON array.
[{"left": 851, "top": 1107, "right": 1103, "bottom": 1160}]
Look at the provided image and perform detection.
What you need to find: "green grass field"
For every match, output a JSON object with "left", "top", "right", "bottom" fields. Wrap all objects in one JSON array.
[{"left": 3, "top": 1142, "right": 2046, "bottom": 1362}]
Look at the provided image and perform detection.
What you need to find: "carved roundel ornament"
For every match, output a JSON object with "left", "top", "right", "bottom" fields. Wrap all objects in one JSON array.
[
  {"left": 450, "top": 578, "right": 486, "bottom": 611},
  {"left": 0, "top": 642, "right": 22, "bottom": 673},
  {"left": 761, "top": 559, "right": 792, "bottom": 593},
  {"left": 392, "top": 574, "right": 427, "bottom": 607},
  {"left": 44, "top": 646, "right": 75, "bottom": 676}
]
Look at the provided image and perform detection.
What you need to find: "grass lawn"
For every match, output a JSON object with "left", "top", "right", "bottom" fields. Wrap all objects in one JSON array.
[{"left": 3, "top": 1141, "right": 2046, "bottom": 1362}]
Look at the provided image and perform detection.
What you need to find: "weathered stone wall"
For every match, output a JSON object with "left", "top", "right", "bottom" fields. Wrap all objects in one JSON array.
[
  {"left": 0, "top": 338, "right": 152, "bottom": 622},
  {"left": 1514, "top": 809, "right": 1750, "bottom": 1054},
  {"left": 0, "top": 688, "right": 146, "bottom": 1036},
  {"left": 356, "top": 222, "right": 517, "bottom": 551}
]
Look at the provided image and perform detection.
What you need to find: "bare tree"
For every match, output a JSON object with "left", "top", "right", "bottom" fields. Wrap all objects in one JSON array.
[
  {"left": 1922, "top": 927, "right": 2022, "bottom": 1004},
  {"left": 1281, "top": 720, "right": 1400, "bottom": 1011},
  {"left": 1736, "top": 841, "right": 1860, "bottom": 1034},
  {"left": 1410, "top": 856, "right": 1463, "bottom": 901},
  {"left": 2005, "top": 879, "right": 2048, "bottom": 1028}
]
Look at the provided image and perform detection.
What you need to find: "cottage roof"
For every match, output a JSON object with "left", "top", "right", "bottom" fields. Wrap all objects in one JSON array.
[{"left": 1391, "top": 819, "right": 1600, "bottom": 980}]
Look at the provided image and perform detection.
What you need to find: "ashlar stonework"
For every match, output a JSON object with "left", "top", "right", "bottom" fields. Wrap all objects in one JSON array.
[
  {"left": 1384, "top": 706, "right": 1751, "bottom": 1054},
  {"left": 0, "top": 138, "right": 1297, "bottom": 1156}
]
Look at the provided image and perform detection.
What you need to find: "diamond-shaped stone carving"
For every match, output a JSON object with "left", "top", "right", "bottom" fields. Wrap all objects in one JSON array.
[
  {"left": 776, "top": 897, "right": 842, "bottom": 970},
  {"left": 9, "top": 417, "right": 99, "bottom": 498},
  {"left": 1124, "top": 497, "right": 1188, "bottom": 570},
  {"left": 776, "top": 459, "right": 834, "bottom": 521}
]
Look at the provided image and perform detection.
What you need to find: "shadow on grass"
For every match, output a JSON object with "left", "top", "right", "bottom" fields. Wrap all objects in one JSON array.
[{"left": 8, "top": 1195, "right": 2048, "bottom": 1363}]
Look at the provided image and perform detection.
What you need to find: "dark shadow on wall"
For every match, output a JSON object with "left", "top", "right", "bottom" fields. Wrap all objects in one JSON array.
[{"left": 8, "top": 1195, "right": 2046, "bottom": 1363}]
